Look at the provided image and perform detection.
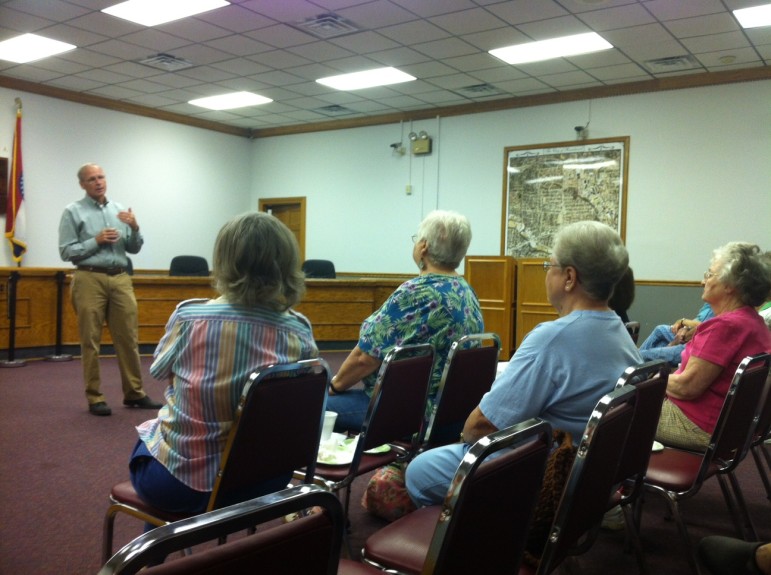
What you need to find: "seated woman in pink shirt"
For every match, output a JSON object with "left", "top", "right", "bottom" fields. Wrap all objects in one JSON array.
[{"left": 656, "top": 242, "right": 771, "bottom": 451}]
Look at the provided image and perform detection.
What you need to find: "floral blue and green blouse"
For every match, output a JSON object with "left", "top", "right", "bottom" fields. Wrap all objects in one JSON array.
[{"left": 357, "top": 273, "right": 484, "bottom": 411}]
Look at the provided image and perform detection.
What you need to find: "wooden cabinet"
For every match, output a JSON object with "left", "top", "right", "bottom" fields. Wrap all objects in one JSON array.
[
  {"left": 515, "top": 258, "right": 558, "bottom": 348},
  {"left": 464, "top": 256, "right": 516, "bottom": 359}
]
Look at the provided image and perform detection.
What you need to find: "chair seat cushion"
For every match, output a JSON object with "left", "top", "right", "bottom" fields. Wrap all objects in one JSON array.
[
  {"left": 645, "top": 449, "right": 719, "bottom": 492},
  {"left": 362, "top": 506, "right": 440, "bottom": 574},
  {"left": 110, "top": 480, "right": 188, "bottom": 524},
  {"left": 337, "top": 558, "right": 383, "bottom": 574}
]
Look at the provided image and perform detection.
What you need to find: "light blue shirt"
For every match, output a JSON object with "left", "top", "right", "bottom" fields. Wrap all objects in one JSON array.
[
  {"left": 480, "top": 310, "right": 642, "bottom": 442},
  {"left": 58, "top": 195, "right": 143, "bottom": 267}
]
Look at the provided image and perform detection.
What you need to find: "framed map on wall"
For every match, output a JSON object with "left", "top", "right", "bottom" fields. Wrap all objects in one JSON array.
[{"left": 501, "top": 136, "right": 629, "bottom": 257}]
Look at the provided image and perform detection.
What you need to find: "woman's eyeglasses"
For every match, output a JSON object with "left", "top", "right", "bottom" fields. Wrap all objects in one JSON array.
[{"left": 543, "top": 261, "right": 558, "bottom": 271}]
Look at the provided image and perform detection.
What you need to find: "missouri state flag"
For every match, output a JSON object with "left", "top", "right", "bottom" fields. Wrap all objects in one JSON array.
[{"left": 5, "top": 106, "right": 27, "bottom": 263}]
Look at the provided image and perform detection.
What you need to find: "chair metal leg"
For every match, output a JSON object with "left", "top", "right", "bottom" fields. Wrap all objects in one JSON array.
[
  {"left": 103, "top": 508, "right": 118, "bottom": 563},
  {"left": 720, "top": 472, "right": 758, "bottom": 541},
  {"left": 621, "top": 503, "right": 649, "bottom": 575},
  {"left": 751, "top": 444, "right": 771, "bottom": 500},
  {"left": 661, "top": 495, "right": 701, "bottom": 575}
]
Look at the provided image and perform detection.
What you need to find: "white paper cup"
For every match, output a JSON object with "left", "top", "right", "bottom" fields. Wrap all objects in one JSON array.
[{"left": 321, "top": 410, "right": 338, "bottom": 441}]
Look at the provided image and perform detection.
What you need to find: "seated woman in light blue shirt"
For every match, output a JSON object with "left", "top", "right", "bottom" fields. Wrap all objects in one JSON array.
[{"left": 406, "top": 221, "right": 642, "bottom": 508}]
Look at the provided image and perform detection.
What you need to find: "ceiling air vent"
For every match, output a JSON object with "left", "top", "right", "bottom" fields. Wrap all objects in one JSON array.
[
  {"left": 138, "top": 53, "right": 194, "bottom": 72},
  {"left": 292, "top": 13, "right": 361, "bottom": 39},
  {"left": 644, "top": 55, "right": 700, "bottom": 73},
  {"left": 315, "top": 105, "right": 356, "bottom": 117},
  {"left": 456, "top": 83, "right": 505, "bottom": 98}
]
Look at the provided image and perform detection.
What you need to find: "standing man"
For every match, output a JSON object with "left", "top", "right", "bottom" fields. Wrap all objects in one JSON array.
[{"left": 59, "top": 163, "right": 162, "bottom": 416}]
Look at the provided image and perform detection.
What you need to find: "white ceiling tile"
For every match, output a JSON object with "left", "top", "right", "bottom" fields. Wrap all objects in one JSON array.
[
  {"left": 378, "top": 20, "right": 451, "bottom": 44},
  {"left": 664, "top": 14, "right": 740, "bottom": 39},
  {"left": 412, "top": 37, "right": 478, "bottom": 59},
  {"left": 576, "top": 4, "right": 656, "bottom": 31},
  {"left": 429, "top": 8, "right": 509, "bottom": 35},
  {"left": 642, "top": 0, "right": 726, "bottom": 21},
  {"left": 681, "top": 31, "right": 752, "bottom": 53},
  {"left": 486, "top": 0, "right": 569, "bottom": 26},
  {"left": 329, "top": 31, "right": 401, "bottom": 54}
]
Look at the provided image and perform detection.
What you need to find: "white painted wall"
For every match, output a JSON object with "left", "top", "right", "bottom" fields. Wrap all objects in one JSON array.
[
  {"left": 2, "top": 80, "right": 769, "bottom": 281},
  {"left": 252, "top": 80, "right": 771, "bottom": 280},
  {"left": 0, "top": 87, "right": 252, "bottom": 269}
]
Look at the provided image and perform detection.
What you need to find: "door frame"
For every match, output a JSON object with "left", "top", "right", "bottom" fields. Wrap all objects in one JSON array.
[{"left": 258, "top": 197, "right": 306, "bottom": 262}]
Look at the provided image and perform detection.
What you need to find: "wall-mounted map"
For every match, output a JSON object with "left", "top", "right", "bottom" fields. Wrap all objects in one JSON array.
[{"left": 502, "top": 137, "right": 629, "bottom": 257}]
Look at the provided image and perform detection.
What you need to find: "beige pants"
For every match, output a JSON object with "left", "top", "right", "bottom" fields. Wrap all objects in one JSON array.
[
  {"left": 656, "top": 398, "right": 711, "bottom": 451},
  {"left": 71, "top": 270, "right": 145, "bottom": 404}
]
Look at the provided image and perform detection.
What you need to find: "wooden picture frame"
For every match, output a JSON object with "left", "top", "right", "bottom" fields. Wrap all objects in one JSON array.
[{"left": 501, "top": 136, "right": 629, "bottom": 257}]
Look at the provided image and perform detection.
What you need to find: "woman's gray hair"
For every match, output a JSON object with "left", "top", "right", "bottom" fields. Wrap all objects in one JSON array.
[
  {"left": 711, "top": 242, "right": 771, "bottom": 307},
  {"left": 416, "top": 210, "right": 472, "bottom": 269},
  {"left": 552, "top": 221, "right": 629, "bottom": 301},
  {"left": 212, "top": 211, "right": 305, "bottom": 310}
]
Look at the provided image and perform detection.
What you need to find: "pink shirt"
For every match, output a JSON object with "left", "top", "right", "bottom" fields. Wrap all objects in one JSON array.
[{"left": 671, "top": 306, "right": 771, "bottom": 434}]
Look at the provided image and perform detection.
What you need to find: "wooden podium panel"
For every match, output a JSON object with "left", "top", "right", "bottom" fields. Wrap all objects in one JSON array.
[
  {"left": 515, "top": 258, "right": 558, "bottom": 348},
  {"left": 295, "top": 279, "right": 402, "bottom": 341},
  {"left": 0, "top": 268, "right": 404, "bottom": 354},
  {"left": 464, "top": 256, "right": 516, "bottom": 359}
]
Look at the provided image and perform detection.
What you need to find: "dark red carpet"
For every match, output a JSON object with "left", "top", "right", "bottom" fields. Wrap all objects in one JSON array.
[{"left": 0, "top": 354, "right": 768, "bottom": 574}]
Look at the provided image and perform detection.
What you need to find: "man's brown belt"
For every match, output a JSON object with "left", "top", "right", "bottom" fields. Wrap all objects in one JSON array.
[{"left": 76, "top": 265, "right": 126, "bottom": 276}]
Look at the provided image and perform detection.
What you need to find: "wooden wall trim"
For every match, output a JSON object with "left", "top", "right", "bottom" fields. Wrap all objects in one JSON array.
[
  {"left": 3, "top": 67, "right": 769, "bottom": 139},
  {"left": 0, "top": 75, "right": 251, "bottom": 138}
]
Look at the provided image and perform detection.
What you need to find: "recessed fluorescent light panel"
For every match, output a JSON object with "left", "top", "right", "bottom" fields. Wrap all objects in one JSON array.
[
  {"left": 0, "top": 33, "right": 76, "bottom": 63},
  {"left": 316, "top": 67, "right": 416, "bottom": 90},
  {"left": 102, "top": 0, "right": 229, "bottom": 27},
  {"left": 734, "top": 4, "right": 771, "bottom": 28},
  {"left": 189, "top": 92, "right": 272, "bottom": 110},
  {"left": 490, "top": 32, "right": 613, "bottom": 65}
]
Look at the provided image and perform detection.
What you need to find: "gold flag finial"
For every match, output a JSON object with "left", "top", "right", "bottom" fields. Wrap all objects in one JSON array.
[{"left": 15, "top": 97, "right": 22, "bottom": 111}]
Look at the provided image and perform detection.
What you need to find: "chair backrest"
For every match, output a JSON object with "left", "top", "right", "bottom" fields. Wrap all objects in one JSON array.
[
  {"left": 302, "top": 259, "right": 336, "bottom": 279},
  {"left": 425, "top": 418, "right": 552, "bottom": 575},
  {"left": 537, "top": 385, "right": 638, "bottom": 575},
  {"left": 99, "top": 485, "right": 344, "bottom": 575},
  {"left": 624, "top": 321, "right": 640, "bottom": 344},
  {"left": 613, "top": 360, "right": 669, "bottom": 496},
  {"left": 210, "top": 358, "right": 330, "bottom": 510},
  {"left": 422, "top": 333, "right": 501, "bottom": 446},
  {"left": 169, "top": 255, "right": 209, "bottom": 277},
  {"left": 709, "top": 353, "right": 770, "bottom": 472},
  {"left": 352, "top": 344, "right": 434, "bottom": 468}
]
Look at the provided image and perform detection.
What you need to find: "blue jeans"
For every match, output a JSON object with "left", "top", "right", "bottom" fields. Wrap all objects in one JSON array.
[
  {"left": 405, "top": 442, "right": 471, "bottom": 507},
  {"left": 129, "top": 440, "right": 291, "bottom": 516},
  {"left": 326, "top": 390, "right": 371, "bottom": 433},
  {"left": 639, "top": 324, "right": 683, "bottom": 367},
  {"left": 639, "top": 324, "right": 675, "bottom": 350},
  {"left": 640, "top": 344, "right": 684, "bottom": 367}
]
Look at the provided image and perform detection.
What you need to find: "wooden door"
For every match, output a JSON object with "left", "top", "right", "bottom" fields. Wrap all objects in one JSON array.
[{"left": 258, "top": 197, "right": 306, "bottom": 262}]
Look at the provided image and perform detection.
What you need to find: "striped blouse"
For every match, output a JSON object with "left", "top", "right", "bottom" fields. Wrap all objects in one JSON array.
[{"left": 136, "top": 297, "right": 318, "bottom": 492}]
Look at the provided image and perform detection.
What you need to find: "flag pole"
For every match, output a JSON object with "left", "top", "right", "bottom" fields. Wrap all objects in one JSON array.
[
  {"left": 14, "top": 98, "right": 20, "bottom": 271},
  {"left": 1, "top": 98, "right": 27, "bottom": 367}
]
